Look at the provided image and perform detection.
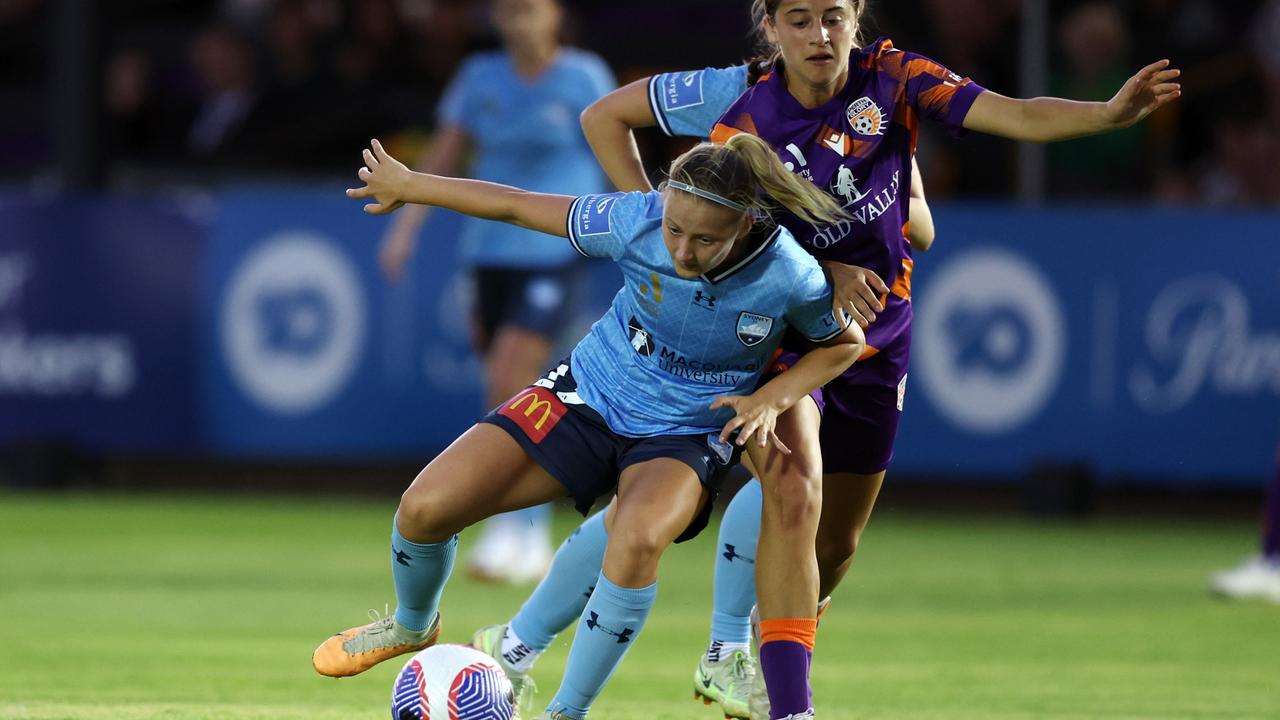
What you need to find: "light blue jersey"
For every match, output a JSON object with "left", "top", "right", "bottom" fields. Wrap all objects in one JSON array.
[
  {"left": 647, "top": 65, "right": 749, "bottom": 139},
  {"left": 440, "top": 49, "right": 616, "bottom": 269},
  {"left": 564, "top": 191, "right": 846, "bottom": 437}
]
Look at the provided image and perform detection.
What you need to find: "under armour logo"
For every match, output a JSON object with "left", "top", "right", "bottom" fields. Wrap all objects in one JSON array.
[
  {"left": 722, "top": 543, "right": 755, "bottom": 564},
  {"left": 585, "top": 611, "right": 634, "bottom": 643},
  {"left": 393, "top": 547, "right": 412, "bottom": 566},
  {"left": 693, "top": 290, "right": 717, "bottom": 310}
]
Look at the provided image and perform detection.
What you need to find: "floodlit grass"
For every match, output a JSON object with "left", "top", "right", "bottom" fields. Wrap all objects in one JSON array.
[{"left": 0, "top": 490, "right": 1274, "bottom": 719}]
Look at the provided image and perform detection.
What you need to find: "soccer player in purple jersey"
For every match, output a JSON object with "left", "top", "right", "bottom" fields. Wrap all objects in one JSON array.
[{"left": 583, "top": 2, "right": 1181, "bottom": 718}]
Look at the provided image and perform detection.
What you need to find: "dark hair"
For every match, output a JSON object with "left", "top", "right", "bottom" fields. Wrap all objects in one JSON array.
[
  {"left": 666, "top": 134, "right": 845, "bottom": 227},
  {"left": 746, "top": 0, "right": 868, "bottom": 85}
]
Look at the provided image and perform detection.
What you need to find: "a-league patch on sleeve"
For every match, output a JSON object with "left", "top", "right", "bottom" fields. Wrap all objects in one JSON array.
[
  {"left": 660, "top": 70, "right": 705, "bottom": 111},
  {"left": 574, "top": 193, "right": 621, "bottom": 237}
]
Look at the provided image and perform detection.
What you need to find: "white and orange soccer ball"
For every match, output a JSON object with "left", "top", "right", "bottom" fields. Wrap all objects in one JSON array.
[{"left": 391, "top": 644, "right": 516, "bottom": 720}]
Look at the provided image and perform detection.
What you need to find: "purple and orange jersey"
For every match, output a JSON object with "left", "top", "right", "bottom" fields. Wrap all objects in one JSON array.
[{"left": 712, "top": 38, "right": 985, "bottom": 385}]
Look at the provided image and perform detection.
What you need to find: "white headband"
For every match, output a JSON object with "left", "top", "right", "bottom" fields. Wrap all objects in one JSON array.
[{"left": 667, "top": 180, "right": 749, "bottom": 213}]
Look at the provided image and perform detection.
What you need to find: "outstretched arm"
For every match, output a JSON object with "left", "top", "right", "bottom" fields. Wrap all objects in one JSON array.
[
  {"left": 378, "top": 126, "right": 469, "bottom": 281},
  {"left": 580, "top": 77, "right": 657, "bottom": 192},
  {"left": 963, "top": 59, "right": 1181, "bottom": 142},
  {"left": 348, "top": 139, "right": 573, "bottom": 238}
]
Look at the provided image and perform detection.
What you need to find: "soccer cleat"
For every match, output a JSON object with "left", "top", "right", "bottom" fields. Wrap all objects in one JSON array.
[
  {"left": 472, "top": 623, "right": 538, "bottom": 712},
  {"left": 693, "top": 649, "right": 754, "bottom": 718},
  {"left": 747, "top": 605, "right": 769, "bottom": 720},
  {"left": 777, "top": 712, "right": 815, "bottom": 719},
  {"left": 1209, "top": 555, "right": 1280, "bottom": 603},
  {"left": 312, "top": 609, "right": 440, "bottom": 678},
  {"left": 533, "top": 712, "right": 577, "bottom": 720}
]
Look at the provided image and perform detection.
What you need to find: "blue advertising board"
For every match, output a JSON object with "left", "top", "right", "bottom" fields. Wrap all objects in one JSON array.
[
  {"left": 202, "top": 187, "right": 617, "bottom": 457},
  {"left": 897, "top": 204, "right": 1280, "bottom": 485},
  {"left": 4, "top": 187, "right": 1274, "bottom": 487},
  {"left": 0, "top": 194, "right": 202, "bottom": 451}
]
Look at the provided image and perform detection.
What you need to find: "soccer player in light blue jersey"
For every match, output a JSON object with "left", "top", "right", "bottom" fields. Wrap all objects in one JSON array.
[
  {"left": 518, "top": 3, "right": 1180, "bottom": 718},
  {"left": 315, "top": 135, "right": 865, "bottom": 720},
  {"left": 379, "top": 0, "right": 615, "bottom": 584}
]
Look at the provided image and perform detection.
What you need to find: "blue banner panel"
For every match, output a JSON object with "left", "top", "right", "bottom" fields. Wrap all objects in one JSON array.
[
  {"left": 0, "top": 195, "right": 202, "bottom": 451},
  {"left": 202, "top": 188, "right": 616, "bottom": 457},
  {"left": 897, "top": 205, "right": 1280, "bottom": 485}
]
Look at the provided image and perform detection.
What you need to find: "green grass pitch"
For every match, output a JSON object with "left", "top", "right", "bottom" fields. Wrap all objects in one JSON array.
[{"left": 0, "top": 490, "right": 1275, "bottom": 719}]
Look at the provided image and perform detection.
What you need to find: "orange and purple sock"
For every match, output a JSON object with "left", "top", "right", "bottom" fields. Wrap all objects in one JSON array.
[{"left": 758, "top": 617, "right": 817, "bottom": 719}]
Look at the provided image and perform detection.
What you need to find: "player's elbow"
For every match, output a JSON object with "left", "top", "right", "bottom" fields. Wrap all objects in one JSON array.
[
  {"left": 909, "top": 226, "right": 935, "bottom": 253},
  {"left": 579, "top": 100, "right": 612, "bottom": 141}
]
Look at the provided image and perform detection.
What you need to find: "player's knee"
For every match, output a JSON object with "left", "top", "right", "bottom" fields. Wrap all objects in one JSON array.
[
  {"left": 396, "top": 487, "right": 458, "bottom": 542},
  {"left": 816, "top": 532, "right": 858, "bottom": 567},
  {"left": 606, "top": 525, "right": 669, "bottom": 574},
  {"left": 763, "top": 469, "right": 822, "bottom": 531}
]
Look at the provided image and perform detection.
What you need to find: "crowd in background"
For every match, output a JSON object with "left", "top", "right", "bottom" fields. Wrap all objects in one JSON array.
[{"left": 1, "top": 0, "right": 1278, "bottom": 204}]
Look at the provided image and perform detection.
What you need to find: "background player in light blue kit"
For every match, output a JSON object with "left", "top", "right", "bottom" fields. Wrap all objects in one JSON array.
[
  {"left": 379, "top": 0, "right": 615, "bottom": 584},
  {"left": 314, "top": 135, "right": 865, "bottom": 720}
]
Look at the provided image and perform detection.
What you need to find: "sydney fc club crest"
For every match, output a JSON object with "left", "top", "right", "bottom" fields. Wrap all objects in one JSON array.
[
  {"left": 736, "top": 311, "right": 774, "bottom": 347},
  {"left": 846, "top": 96, "right": 886, "bottom": 136}
]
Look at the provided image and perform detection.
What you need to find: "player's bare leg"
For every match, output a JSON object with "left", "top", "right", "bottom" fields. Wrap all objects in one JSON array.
[
  {"left": 543, "top": 458, "right": 709, "bottom": 718},
  {"left": 748, "top": 398, "right": 823, "bottom": 719},
  {"left": 313, "top": 425, "right": 565, "bottom": 677},
  {"left": 815, "top": 470, "right": 886, "bottom": 599}
]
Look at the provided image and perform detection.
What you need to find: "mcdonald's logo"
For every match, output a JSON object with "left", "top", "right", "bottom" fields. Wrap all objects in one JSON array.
[{"left": 499, "top": 387, "right": 567, "bottom": 443}]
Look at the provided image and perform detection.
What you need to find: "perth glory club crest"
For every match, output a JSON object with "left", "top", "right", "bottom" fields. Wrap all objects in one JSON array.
[{"left": 846, "top": 96, "right": 886, "bottom": 136}]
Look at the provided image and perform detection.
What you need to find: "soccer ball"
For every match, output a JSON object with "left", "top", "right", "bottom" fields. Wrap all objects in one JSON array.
[{"left": 391, "top": 644, "right": 516, "bottom": 720}]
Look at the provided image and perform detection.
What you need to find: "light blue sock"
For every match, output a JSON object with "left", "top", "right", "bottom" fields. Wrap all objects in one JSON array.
[
  {"left": 710, "top": 478, "right": 761, "bottom": 647},
  {"left": 509, "top": 510, "right": 608, "bottom": 650},
  {"left": 390, "top": 524, "right": 456, "bottom": 632},
  {"left": 546, "top": 573, "right": 656, "bottom": 719}
]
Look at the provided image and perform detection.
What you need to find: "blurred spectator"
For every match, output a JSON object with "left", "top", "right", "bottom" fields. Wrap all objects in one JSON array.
[
  {"left": 1047, "top": 2, "right": 1146, "bottom": 198},
  {"left": 185, "top": 25, "right": 261, "bottom": 160}
]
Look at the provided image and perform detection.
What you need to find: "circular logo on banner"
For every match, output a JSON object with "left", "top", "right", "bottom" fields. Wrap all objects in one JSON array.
[
  {"left": 221, "top": 232, "right": 366, "bottom": 414},
  {"left": 914, "top": 248, "right": 1065, "bottom": 434}
]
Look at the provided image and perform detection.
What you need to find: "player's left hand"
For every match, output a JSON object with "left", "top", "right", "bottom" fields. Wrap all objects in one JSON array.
[
  {"left": 1104, "top": 59, "right": 1181, "bottom": 129},
  {"left": 711, "top": 394, "right": 791, "bottom": 455},
  {"left": 823, "top": 261, "right": 887, "bottom": 329},
  {"left": 346, "top": 138, "right": 410, "bottom": 215}
]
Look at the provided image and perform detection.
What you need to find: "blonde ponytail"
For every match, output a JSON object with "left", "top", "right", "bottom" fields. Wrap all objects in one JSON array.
[{"left": 723, "top": 133, "right": 847, "bottom": 227}]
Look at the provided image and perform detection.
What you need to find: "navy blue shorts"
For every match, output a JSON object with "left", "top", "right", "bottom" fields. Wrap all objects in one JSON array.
[
  {"left": 472, "top": 265, "right": 583, "bottom": 352},
  {"left": 479, "top": 357, "right": 741, "bottom": 543}
]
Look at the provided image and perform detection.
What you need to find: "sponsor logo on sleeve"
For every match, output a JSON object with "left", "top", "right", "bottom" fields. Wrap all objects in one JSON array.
[
  {"left": 575, "top": 194, "right": 618, "bottom": 237},
  {"left": 662, "top": 70, "right": 706, "bottom": 111}
]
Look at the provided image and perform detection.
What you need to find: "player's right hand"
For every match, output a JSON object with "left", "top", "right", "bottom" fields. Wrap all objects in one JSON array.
[{"left": 347, "top": 138, "right": 410, "bottom": 215}]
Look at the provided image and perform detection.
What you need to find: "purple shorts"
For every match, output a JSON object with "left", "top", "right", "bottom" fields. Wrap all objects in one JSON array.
[{"left": 770, "top": 350, "right": 905, "bottom": 476}]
